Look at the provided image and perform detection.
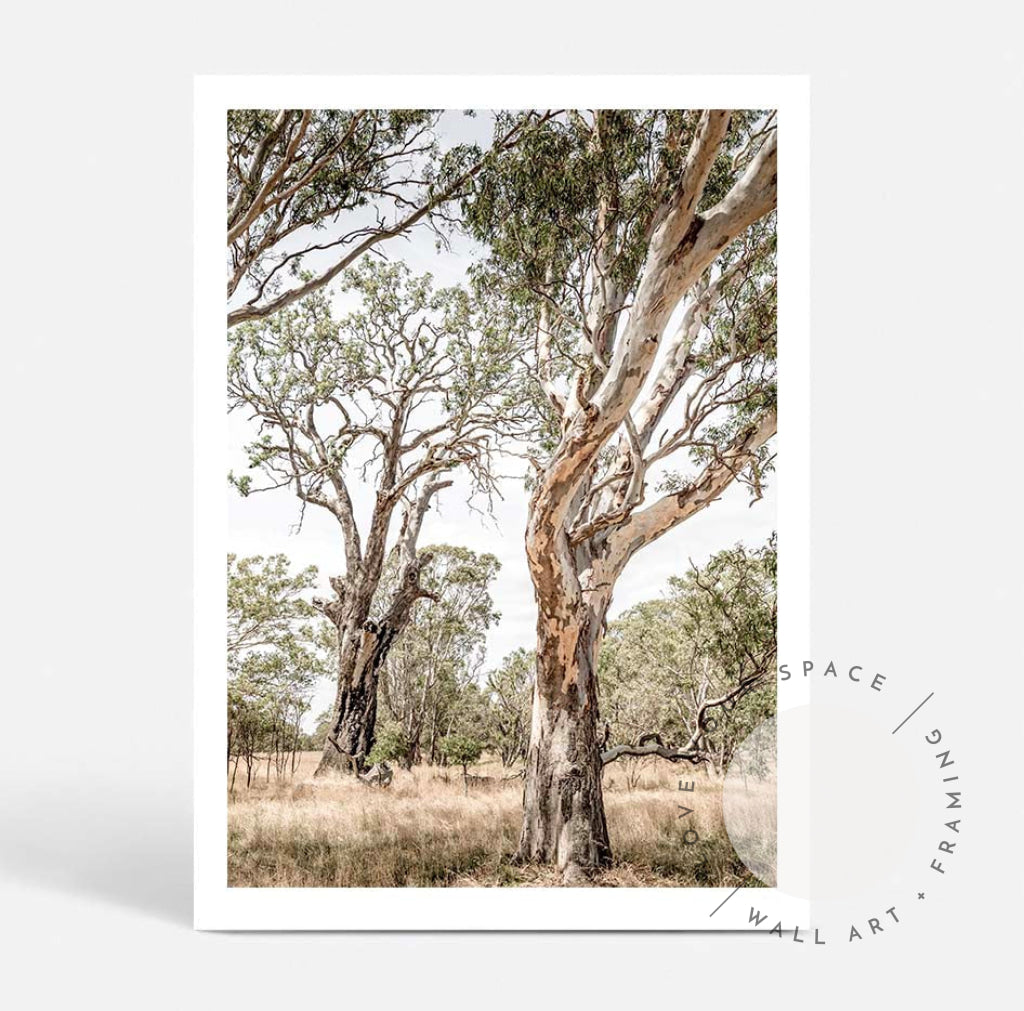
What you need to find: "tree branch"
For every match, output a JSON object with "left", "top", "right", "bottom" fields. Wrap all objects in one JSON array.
[
  {"left": 608, "top": 408, "right": 777, "bottom": 571},
  {"left": 601, "top": 733, "right": 708, "bottom": 766},
  {"left": 526, "top": 121, "right": 778, "bottom": 586},
  {"left": 228, "top": 112, "right": 553, "bottom": 327}
]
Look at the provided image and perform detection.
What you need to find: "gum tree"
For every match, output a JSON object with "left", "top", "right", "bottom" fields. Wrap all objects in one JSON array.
[
  {"left": 465, "top": 109, "right": 779, "bottom": 877},
  {"left": 228, "top": 260, "right": 533, "bottom": 773}
]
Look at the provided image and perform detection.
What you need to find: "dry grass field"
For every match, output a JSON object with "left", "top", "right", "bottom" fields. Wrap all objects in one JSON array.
[{"left": 228, "top": 753, "right": 774, "bottom": 887}]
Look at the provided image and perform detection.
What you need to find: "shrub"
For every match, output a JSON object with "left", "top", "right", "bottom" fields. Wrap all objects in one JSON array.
[
  {"left": 368, "top": 724, "right": 410, "bottom": 766},
  {"left": 439, "top": 734, "right": 484, "bottom": 776}
]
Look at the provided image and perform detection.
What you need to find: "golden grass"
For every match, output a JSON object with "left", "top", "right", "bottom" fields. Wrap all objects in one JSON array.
[{"left": 228, "top": 753, "right": 771, "bottom": 888}]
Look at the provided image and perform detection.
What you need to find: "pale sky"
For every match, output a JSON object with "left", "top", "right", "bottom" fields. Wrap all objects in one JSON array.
[{"left": 227, "top": 111, "right": 777, "bottom": 724}]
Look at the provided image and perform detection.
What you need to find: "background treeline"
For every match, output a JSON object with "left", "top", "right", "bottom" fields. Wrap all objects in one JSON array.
[
  {"left": 227, "top": 554, "right": 332, "bottom": 788},
  {"left": 227, "top": 536, "right": 776, "bottom": 788}
]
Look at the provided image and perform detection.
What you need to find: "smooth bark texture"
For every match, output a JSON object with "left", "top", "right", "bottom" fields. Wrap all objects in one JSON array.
[{"left": 517, "top": 110, "right": 778, "bottom": 877}]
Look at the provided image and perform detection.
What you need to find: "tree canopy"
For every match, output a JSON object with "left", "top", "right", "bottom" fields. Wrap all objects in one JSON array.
[
  {"left": 227, "top": 109, "right": 555, "bottom": 326},
  {"left": 225, "top": 108, "right": 780, "bottom": 878},
  {"left": 463, "top": 109, "right": 778, "bottom": 575},
  {"left": 228, "top": 258, "right": 536, "bottom": 572}
]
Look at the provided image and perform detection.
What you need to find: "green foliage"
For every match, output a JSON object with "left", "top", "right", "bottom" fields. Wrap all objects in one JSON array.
[
  {"left": 439, "top": 734, "right": 485, "bottom": 773},
  {"left": 463, "top": 109, "right": 767, "bottom": 318},
  {"left": 309, "top": 708, "right": 335, "bottom": 747},
  {"left": 600, "top": 536, "right": 777, "bottom": 772},
  {"left": 460, "top": 110, "right": 778, "bottom": 495},
  {"left": 227, "top": 259, "right": 540, "bottom": 509},
  {"left": 467, "top": 111, "right": 664, "bottom": 292},
  {"left": 226, "top": 110, "right": 781, "bottom": 794},
  {"left": 367, "top": 721, "right": 411, "bottom": 766},
  {"left": 671, "top": 535, "right": 777, "bottom": 677},
  {"left": 227, "top": 110, "right": 487, "bottom": 300},
  {"left": 227, "top": 554, "right": 333, "bottom": 784},
  {"left": 227, "top": 553, "right": 320, "bottom": 652},
  {"left": 486, "top": 648, "right": 535, "bottom": 767},
  {"left": 379, "top": 545, "right": 501, "bottom": 766}
]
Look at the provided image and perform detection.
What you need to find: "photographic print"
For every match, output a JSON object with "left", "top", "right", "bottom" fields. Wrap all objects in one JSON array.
[
  {"left": 9, "top": 7, "right": 1018, "bottom": 1003},
  {"left": 196, "top": 77, "right": 809, "bottom": 928}
]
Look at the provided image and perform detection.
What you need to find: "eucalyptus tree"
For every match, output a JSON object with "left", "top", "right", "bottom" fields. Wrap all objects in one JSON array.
[
  {"left": 227, "top": 109, "right": 551, "bottom": 327},
  {"left": 228, "top": 260, "right": 533, "bottom": 774},
  {"left": 465, "top": 109, "right": 778, "bottom": 876},
  {"left": 379, "top": 545, "right": 500, "bottom": 769}
]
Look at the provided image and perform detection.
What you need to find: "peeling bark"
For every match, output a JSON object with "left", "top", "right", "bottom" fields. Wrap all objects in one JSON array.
[
  {"left": 316, "top": 617, "right": 390, "bottom": 774},
  {"left": 516, "top": 590, "right": 612, "bottom": 879},
  {"left": 517, "top": 112, "right": 779, "bottom": 876}
]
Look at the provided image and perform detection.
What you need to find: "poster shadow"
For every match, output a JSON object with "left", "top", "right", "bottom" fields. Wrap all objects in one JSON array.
[{"left": 0, "top": 778, "right": 192, "bottom": 927}]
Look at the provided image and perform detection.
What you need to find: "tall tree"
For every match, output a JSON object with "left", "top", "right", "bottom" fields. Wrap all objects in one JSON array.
[
  {"left": 465, "top": 109, "right": 778, "bottom": 877},
  {"left": 227, "top": 109, "right": 551, "bottom": 327},
  {"left": 228, "top": 261, "right": 532, "bottom": 773}
]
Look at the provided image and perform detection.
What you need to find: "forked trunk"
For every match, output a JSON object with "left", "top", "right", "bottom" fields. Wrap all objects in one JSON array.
[
  {"left": 314, "top": 616, "right": 392, "bottom": 776},
  {"left": 516, "top": 601, "right": 611, "bottom": 880},
  {"left": 314, "top": 555, "right": 431, "bottom": 777}
]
